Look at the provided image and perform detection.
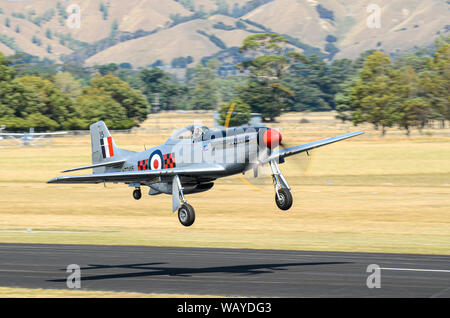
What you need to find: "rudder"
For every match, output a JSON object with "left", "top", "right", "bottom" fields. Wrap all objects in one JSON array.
[{"left": 90, "top": 121, "right": 120, "bottom": 165}]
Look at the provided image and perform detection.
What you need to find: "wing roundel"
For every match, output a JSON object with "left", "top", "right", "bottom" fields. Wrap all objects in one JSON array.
[{"left": 149, "top": 150, "right": 163, "bottom": 170}]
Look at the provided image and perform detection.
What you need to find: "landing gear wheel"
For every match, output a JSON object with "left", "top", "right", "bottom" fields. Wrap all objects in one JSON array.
[
  {"left": 178, "top": 204, "right": 195, "bottom": 227},
  {"left": 275, "top": 188, "right": 293, "bottom": 211},
  {"left": 133, "top": 189, "right": 142, "bottom": 200}
]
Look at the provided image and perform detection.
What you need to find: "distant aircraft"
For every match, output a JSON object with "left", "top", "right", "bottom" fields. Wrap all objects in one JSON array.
[
  {"left": 48, "top": 121, "right": 364, "bottom": 227},
  {"left": 0, "top": 127, "right": 68, "bottom": 146}
]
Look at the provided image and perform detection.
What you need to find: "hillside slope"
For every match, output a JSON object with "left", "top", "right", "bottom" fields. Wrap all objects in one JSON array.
[
  {"left": 0, "top": 0, "right": 447, "bottom": 66},
  {"left": 243, "top": 0, "right": 449, "bottom": 59}
]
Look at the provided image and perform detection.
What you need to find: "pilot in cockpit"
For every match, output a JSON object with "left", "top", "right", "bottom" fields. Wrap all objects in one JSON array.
[
  {"left": 192, "top": 127, "right": 202, "bottom": 141},
  {"left": 192, "top": 126, "right": 209, "bottom": 142}
]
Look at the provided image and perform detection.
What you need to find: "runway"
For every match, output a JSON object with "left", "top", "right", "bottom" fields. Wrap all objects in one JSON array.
[{"left": 0, "top": 244, "right": 449, "bottom": 297}]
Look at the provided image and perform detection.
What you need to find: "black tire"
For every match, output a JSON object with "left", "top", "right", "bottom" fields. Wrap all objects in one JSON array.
[
  {"left": 178, "top": 203, "right": 195, "bottom": 227},
  {"left": 275, "top": 188, "right": 293, "bottom": 211},
  {"left": 133, "top": 189, "right": 142, "bottom": 200}
]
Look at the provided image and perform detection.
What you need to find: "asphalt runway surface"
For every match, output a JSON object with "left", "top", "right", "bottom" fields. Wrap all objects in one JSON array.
[{"left": 0, "top": 244, "right": 449, "bottom": 297}]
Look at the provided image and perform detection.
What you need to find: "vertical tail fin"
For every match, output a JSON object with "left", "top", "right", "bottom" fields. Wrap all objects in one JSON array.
[
  {"left": 90, "top": 121, "right": 120, "bottom": 165},
  {"left": 89, "top": 121, "right": 136, "bottom": 174}
]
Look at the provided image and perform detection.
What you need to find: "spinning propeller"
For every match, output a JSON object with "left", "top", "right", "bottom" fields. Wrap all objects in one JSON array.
[
  {"left": 224, "top": 102, "right": 314, "bottom": 192},
  {"left": 242, "top": 132, "right": 314, "bottom": 191}
]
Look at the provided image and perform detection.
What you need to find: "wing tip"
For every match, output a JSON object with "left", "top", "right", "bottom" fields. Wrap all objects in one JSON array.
[
  {"left": 345, "top": 131, "right": 364, "bottom": 138},
  {"left": 47, "top": 177, "right": 62, "bottom": 184}
]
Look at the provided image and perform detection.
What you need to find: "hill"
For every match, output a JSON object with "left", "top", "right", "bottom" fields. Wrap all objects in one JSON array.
[
  {"left": 85, "top": 15, "right": 305, "bottom": 68},
  {"left": 242, "top": 0, "right": 449, "bottom": 59},
  {"left": 0, "top": 0, "right": 447, "bottom": 67}
]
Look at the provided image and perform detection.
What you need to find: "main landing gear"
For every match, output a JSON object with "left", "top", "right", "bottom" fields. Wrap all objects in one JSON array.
[
  {"left": 270, "top": 160, "right": 293, "bottom": 211},
  {"left": 173, "top": 175, "right": 196, "bottom": 227},
  {"left": 275, "top": 188, "right": 293, "bottom": 210},
  {"left": 178, "top": 203, "right": 196, "bottom": 227}
]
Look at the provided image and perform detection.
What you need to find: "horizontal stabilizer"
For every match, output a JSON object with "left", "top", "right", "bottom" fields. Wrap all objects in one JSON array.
[{"left": 62, "top": 159, "right": 126, "bottom": 173}]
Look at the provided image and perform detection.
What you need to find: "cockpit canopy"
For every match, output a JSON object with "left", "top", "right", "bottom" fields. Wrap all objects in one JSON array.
[{"left": 167, "top": 125, "right": 210, "bottom": 143}]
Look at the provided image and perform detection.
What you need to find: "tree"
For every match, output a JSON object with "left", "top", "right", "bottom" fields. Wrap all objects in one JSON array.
[
  {"left": 14, "top": 76, "right": 75, "bottom": 128},
  {"left": 237, "top": 34, "right": 301, "bottom": 121},
  {"left": 395, "top": 67, "right": 431, "bottom": 135},
  {"left": 26, "top": 113, "right": 59, "bottom": 131},
  {"left": 238, "top": 80, "right": 293, "bottom": 121},
  {"left": 186, "top": 61, "right": 219, "bottom": 110},
  {"left": 53, "top": 72, "right": 82, "bottom": 99},
  {"left": 215, "top": 75, "right": 246, "bottom": 104},
  {"left": 282, "top": 56, "right": 357, "bottom": 112},
  {"left": 89, "top": 74, "right": 149, "bottom": 123},
  {"left": 422, "top": 37, "right": 450, "bottom": 126},
  {"left": 0, "top": 79, "right": 41, "bottom": 119},
  {"left": 348, "top": 51, "right": 400, "bottom": 135},
  {"left": 97, "top": 63, "right": 119, "bottom": 76},
  {"left": 218, "top": 99, "right": 251, "bottom": 127},
  {"left": 139, "top": 68, "right": 188, "bottom": 111},
  {"left": 0, "top": 52, "right": 14, "bottom": 82},
  {"left": 32, "top": 35, "right": 42, "bottom": 46},
  {"left": 0, "top": 73, "right": 76, "bottom": 131},
  {"left": 397, "top": 97, "right": 430, "bottom": 135},
  {"left": 335, "top": 79, "right": 357, "bottom": 122},
  {"left": 283, "top": 73, "right": 329, "bottom": 111},
  {"left": 392, "top": 47, "right": 430, "bottom": 74},
  {"left": 75, "top": 87, "right": 133, "bottom": 130}
]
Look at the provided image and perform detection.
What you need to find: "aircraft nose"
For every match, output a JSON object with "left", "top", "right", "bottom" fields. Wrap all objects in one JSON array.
[{"left": 264, "top": 129, "right": 283, "bottom": 148}]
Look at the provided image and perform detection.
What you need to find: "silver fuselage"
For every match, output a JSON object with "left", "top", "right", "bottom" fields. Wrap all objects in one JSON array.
[{"left": 115, "top": 127, "right": 271, "bottom": 194}]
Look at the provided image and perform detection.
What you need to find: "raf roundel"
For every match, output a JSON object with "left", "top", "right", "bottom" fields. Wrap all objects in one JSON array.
[{"left": 149, "top": 150, "right": 164, "bottom": 170}]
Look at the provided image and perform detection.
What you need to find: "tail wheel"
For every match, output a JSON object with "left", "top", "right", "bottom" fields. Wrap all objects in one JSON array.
[
  {"left": 275, "top": 188, "right": 293, "bottom": 211},
  {"left": 133, "top": 189, "right": 142, "bottom": 200},
  {"left": 178, "top": 203, "right": 195, "bottom": 227}
]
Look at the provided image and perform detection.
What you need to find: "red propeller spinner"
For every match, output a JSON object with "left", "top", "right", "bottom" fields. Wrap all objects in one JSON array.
[{"left": 263, "top": 129, "right": 283, "bottom": 149}]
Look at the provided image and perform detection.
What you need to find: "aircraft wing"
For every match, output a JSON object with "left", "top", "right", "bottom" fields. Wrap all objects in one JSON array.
[
  {"left": 48, "top": 164, "right": 226, "bottom": 184},
  {"left": 0, "top": 132, "right": 68, "bottom": 137},
  {"left": 263, "top": 131, "right": 365, "bottom": 164},
  {"left": 0, "top": 133, "right": 26, "bottom": 137},
  {"left": 29, "top": 132, "right": 68, "bottom": 136}
]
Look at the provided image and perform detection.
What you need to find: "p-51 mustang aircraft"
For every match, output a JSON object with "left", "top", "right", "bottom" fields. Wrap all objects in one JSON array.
[{"left": 48, "top": 121, "right": 364, "bottom": 227}]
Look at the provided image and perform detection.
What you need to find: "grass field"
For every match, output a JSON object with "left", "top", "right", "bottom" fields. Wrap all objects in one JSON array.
[
  {"left": 0, "top": 287, "right": 216, "bottom": 298},
  {"left": 0, "top": 111, "right": 449, "bottom": 256}
]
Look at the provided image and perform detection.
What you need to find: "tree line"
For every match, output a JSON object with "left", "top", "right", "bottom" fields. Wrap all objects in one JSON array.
[
  {"left": 336, "top": 37, "right": 449, "bottom": 135},
  {"left": 217, "top": 34, "right": 449, "bottom": 135},
  {"left": 0, "top": 33, "right": 448, "bottom": 135},
  {"left": 0, "top": 52, "right": 148, "bottom": 131}
]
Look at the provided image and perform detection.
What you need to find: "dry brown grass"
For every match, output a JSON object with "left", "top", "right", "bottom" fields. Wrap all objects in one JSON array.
[
  {"left": 0, "top": 287, "right": 216, "bottom": 298},
  {"left": 0, "top": 111, "right": 449, "bottom": 255}
]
